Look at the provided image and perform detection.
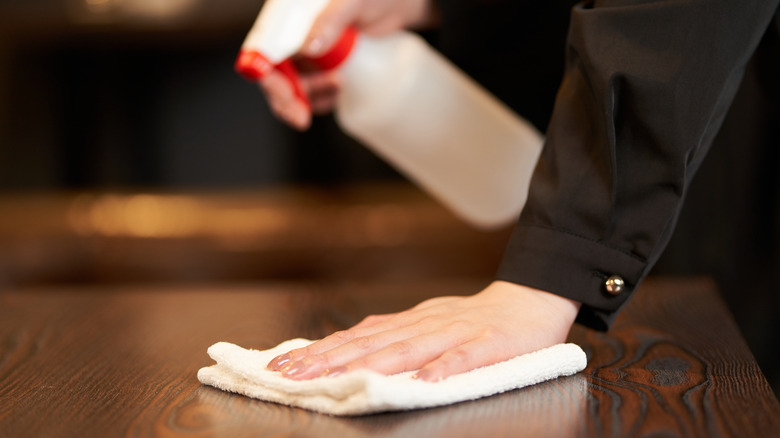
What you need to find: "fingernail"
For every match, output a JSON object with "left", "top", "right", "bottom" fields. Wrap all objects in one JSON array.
[
  {"left": 304, "top": 36, "right": 325, "bottom": 56},
  {"left": 281, "top": 360, "right": 307, "bottom": 377},
  {"left": 323, "top": 366, "right": 348, "bottom": 378},
  {"left": 412, "top": 369, "right": 439, "bottom": 382},
  {"left": 291, "top": 112, "right": 310, "bottom": 131},
  {"left": 266, "top": 353, "right": 291, "bottom": 371},
  {"left": 282, "top": 106, "right": 310, "bottom": 131}
]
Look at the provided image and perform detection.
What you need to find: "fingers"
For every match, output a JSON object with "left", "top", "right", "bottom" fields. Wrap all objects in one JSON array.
[
  {"left": 258, "top": 66, "right": 341, "bottom": 128},
  {"left": 265, "top": 309, "right": 431, "bottom": 376},
  {"left": 263, "top": 0, "right": 435, "bottom": 126},
  {"left": 265, "top": 298, "right": 460, "bottom": 378},
  {"left": 351, "top": 313, "right": 397, "bottom": 329},
  {"left": 259, "top": 70, "right": 311, "bottom": 130},
  {"left": 300, "top": 69, "right": 341, "bottom": 115},
  {"left": 274, "top": 319, "right": 474, "bottom": 380},
  {"left": 413, "top": 335, "right": 508, "bottom": 382},
  {"left": 339, "top": 330, "right": 467, "bottom": 377},
  {"left": 266, "top": 304, "right": 475, "bottom": 380},
  {"left": 300, "top": 0, "right": 433, "bottom": 56},
  {"left": 302, "top": 0, "right": 360, "bottom": 57},
  {"left": 265, "top": 315, "right": 396, "bottom": 372},
  {"left": 278, "top": 328, "right": 436, "bottom": 380},
  {"left": 264, "top": 282, "right": 580, "bottom": 383},
  {"left": 274, "top": 301, "right": 443, "bottom": 364}
]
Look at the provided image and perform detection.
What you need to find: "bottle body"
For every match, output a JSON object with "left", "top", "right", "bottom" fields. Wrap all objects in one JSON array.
[{"left": 335, "top": 32, "right": 544, "bottom": 229}]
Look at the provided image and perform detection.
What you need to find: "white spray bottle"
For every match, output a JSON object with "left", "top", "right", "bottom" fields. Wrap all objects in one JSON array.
[{"left": 236, "top": 0, "right": 544, "bottom": 229}]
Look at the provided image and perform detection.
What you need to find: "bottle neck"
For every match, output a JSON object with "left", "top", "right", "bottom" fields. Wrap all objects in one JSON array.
[{"left": 304, "top": 27, "right": 358, "bottom": 71}]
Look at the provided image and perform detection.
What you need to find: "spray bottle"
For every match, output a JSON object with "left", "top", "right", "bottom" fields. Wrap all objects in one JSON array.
[{"left": 235, "top": 0, "right": 544, "bottom": 229}]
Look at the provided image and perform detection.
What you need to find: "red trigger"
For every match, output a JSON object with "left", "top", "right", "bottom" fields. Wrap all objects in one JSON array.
[{"left": 275, "top": 59, "right": 311, "bottom": 110}]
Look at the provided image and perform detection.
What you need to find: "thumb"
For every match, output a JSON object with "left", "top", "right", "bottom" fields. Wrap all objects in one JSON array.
[{"left": 301, "top": 0, "right": 359, "bottom": 57}]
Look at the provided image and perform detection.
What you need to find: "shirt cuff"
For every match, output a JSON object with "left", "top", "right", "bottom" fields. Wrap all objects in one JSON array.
[{"left": 495, "top": 223, "right": 648, "bottom": 331}]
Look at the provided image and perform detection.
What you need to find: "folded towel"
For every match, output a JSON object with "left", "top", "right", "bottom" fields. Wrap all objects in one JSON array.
[{"left": 197, "top": 338, "right": 587, "bottom": 416}]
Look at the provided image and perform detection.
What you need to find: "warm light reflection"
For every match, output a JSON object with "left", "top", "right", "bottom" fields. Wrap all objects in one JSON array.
[
  {"left": 85, "top": 0, "right": 111, "bottom": 5},
  {"left": 69, "top": 194, "right": 190, "bottom": 237},
  {"left": 78, "top": 0, "right": 199, "bottom": 20},
  {"left": 83, "top": 0, "right": 115, "bottom": 14},
  {"left": 124, "top": 195, "right": 200, "bottom": 237},
  {"left": 120, "top": 0, "right": 199, "bottom": 20},
  {"left": 66, "top": 193, "right": 418, "bottom": 248}
]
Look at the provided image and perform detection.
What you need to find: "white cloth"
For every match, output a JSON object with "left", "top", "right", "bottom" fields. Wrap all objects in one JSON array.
[{"left": 197, "top": 338, "right": 587, "bottom": 416}]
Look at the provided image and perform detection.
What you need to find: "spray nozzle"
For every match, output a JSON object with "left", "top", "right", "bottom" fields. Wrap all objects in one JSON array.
[
  {"left": 235, "top": 27, "right": 358, "bottom": 109},
  {"left": 234, "top": 50, "right": 274, "bottom": 80}
]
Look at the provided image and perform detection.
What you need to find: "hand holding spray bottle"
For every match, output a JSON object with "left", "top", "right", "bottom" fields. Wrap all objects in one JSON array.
[{"left": 235, "top": 0, "right": 544, "bottom": 229}]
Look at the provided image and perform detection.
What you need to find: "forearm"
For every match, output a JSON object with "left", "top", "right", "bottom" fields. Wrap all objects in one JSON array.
[{"left": 497, "top": 0, "right": 780, "bottom": 329}]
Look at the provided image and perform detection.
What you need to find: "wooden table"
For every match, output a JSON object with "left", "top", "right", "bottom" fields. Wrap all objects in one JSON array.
[{"left": 1, "top": 277, "right": 778, "bottom": 437}]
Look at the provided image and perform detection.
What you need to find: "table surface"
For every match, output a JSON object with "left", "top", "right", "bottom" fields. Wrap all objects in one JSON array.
[{"left": 1, "top": 276, "right": 779, "bottom": 438}]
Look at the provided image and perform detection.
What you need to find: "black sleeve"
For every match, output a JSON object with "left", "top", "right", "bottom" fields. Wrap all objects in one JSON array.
[{"left": 495, "top": 0, "right": 780, "bottom": 330}]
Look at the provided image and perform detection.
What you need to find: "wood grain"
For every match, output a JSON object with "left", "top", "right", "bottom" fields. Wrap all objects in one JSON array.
[
  {"left": 570, "top": 277, "right": 780, "bottom": 438},
  {"left": 0, "top": 278, "right": 778, "bottom": 437}
]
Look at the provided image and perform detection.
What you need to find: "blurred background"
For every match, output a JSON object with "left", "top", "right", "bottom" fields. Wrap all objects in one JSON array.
[{"left": 0, "top": 0, "right": 777, "bottom": 394}]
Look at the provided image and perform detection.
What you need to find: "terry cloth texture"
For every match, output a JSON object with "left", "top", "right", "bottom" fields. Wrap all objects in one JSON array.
[{"left": 198, "top": 339, "right": 587, "bottom": 416}]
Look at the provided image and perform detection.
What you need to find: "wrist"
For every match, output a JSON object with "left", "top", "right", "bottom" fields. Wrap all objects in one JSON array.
[{"left": 490, "top": 280, "right": 581, "bottom": 327}]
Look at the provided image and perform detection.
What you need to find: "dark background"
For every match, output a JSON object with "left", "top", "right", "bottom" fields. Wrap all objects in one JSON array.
[{"left": 0, "top": 0, "right": 777, "bottom": 394}]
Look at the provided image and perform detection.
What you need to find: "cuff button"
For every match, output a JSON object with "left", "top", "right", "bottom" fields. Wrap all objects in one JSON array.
[{"left": 605, "top": 275, "right": 625, "bottom": 295}]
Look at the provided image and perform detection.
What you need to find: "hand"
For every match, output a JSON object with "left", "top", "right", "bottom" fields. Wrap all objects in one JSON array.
[
  {"left": 257, "top": 0, "right": 438, "bottom": 130},
  {"left": 258, "top": 66, "right": 340, "bottom": 130},
  {"left": 266, "top": 281, "right": 581, "bottom": 382}
]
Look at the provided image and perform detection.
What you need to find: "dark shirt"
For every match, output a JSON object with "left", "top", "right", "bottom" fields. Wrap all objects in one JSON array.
[{"left": 441, "top": 0, "right": 780, "bottom": 329}]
